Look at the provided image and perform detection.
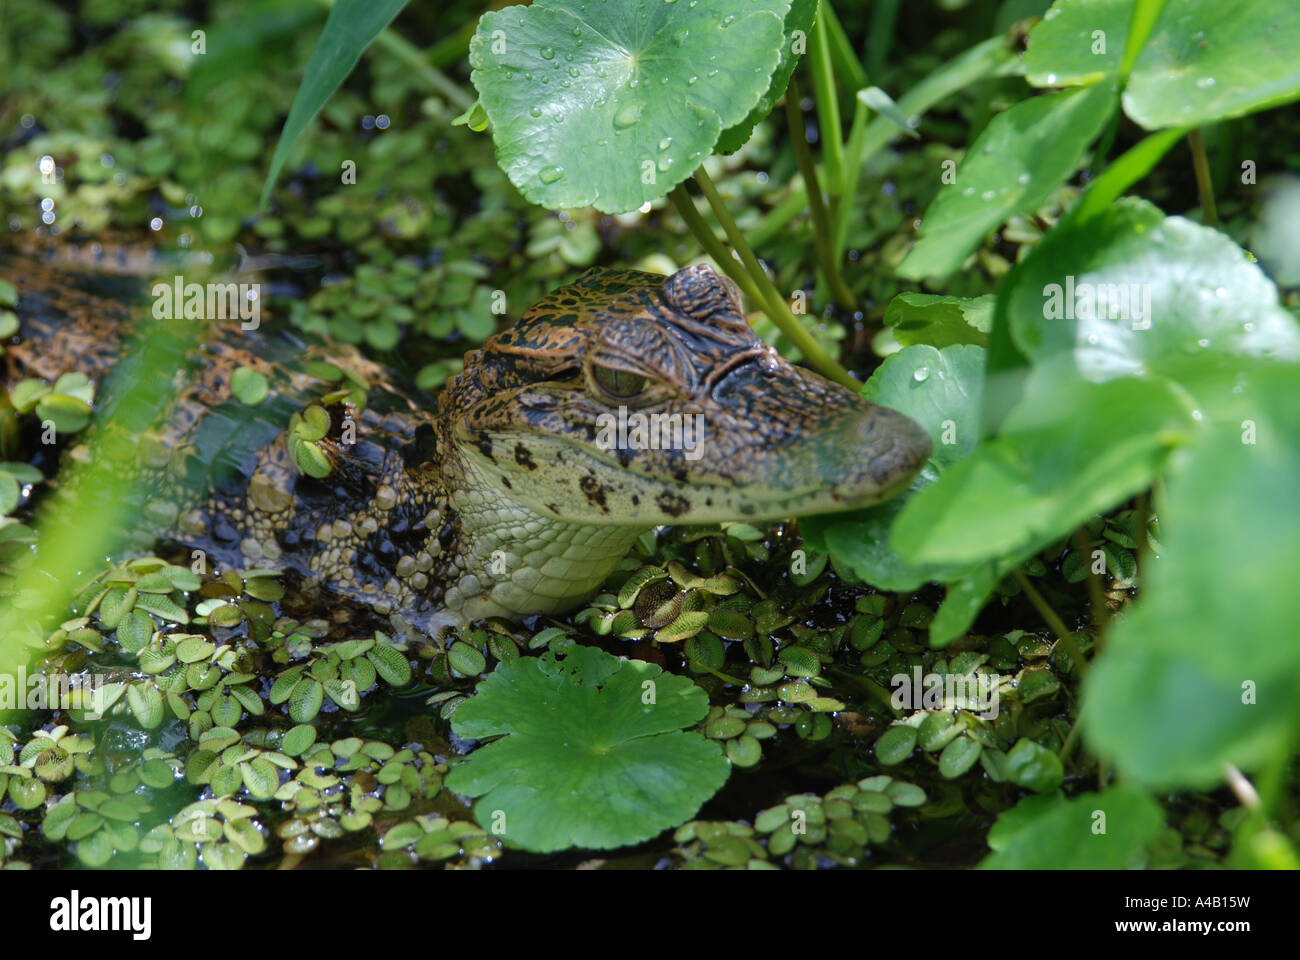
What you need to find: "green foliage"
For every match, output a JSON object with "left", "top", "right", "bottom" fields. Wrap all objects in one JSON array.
[
  {"left": 883, "top": 293, "right": 992, "bottom": 349},
  {"left": 445, "top": 644, "right": 729, "bottom": 852},
  {"left": 898, "top": 83, "right": 1117, "bottom": 279},
  {"left": 466, "top": 0, "right": 793, "bottom": 213},
  {"left": 892, "top": 375, "right": 1193, "bottom": 567},
  {"left": 804, "top": 343, "right": 986, "bottom": 597},
  {"left": 981, "top": 786, "right": 1165, "bottom": 869},
  {"left": 1083, "top": 367, "right": 1300, "bottom": 788},
  {"left": 5, "top": 0, "right": 1300, "bottom": 872},
  {"left": 1026, "top": 0, "right": 1300, "bottom": 128}
]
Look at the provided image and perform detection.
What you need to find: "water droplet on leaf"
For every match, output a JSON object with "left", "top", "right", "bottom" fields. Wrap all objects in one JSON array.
[{"left": 614, "top": 103, "right": 643, "bottom": 128}]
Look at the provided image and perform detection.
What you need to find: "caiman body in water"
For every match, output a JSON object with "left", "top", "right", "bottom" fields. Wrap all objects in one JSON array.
[{"left": 2, "top": 245, "right": 931, "bottom": 634}]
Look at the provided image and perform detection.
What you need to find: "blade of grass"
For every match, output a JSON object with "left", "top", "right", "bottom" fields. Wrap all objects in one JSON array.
[
  {"left": 1120, "top": 0, "right": 1171, "bottom": 76},
  {"left": 808, "top": 3, "right": 845, "bottom": 207},
  {"left": 261, "top": 0, "right": 412, "bottom": 208},
  {"left": 864, "top": 0, "right": 901, "bottom": 79},
  {"left": 1187, "top": 129, "right": 1219, "bottom": 226},
  {"left": 0, "top": 280, "right": 201, "bottom": 725},
  {"left": 784, "top": 77, "right": 856, "bottom": 311},
  {"left": 768, "top": 36, "right": 1016, "bottom": 253},
  {"left": 818, "top": 0, "right": 868, "bottom": 94},
  {"left": 834, "top": 85, "right": 918, "bottom": 259}
]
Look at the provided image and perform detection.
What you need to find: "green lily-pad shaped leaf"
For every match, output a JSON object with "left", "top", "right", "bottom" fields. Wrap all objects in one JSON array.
[
  {"left": 802, "top": 344, "right": 984, "bottom": 592},
  {"left": 1005, "top": 198, "right": 1300, "bottom": 413},
  {"left": 1083, "top": 366, "right": 1300, "bottom": 789},
  {"left": 52, "top": 372, "right": 94, "bottom": 405},
  {"left": 883, "top": 293, "right": 993, "bottom": 349},
  {"left": 980, "top": 786, "right": 1165, "bottom": 869},
  {"left": 1026, "top": 0, "right": 1300, "bottom": 129},
  {"left": 898, "top": 82, "right": 1116, "bottom": 279},
  {"left": 892, "top": 373, "right": 1195, "bottom": 567},
  {"left": 445, "top": 645, "right": 728, "bottom": 853},
  {"left": 1125, "top": 0, "right": 1300, "bottom": 129},
  {"left": 715, "top": 0, "right": 817, "bottom": 154},
  {"left": 1023, "top": 0, "right": 1132, "bottom": 86},
  {"left": 468, "top": 0, "right": 792, "bottom": 214}
]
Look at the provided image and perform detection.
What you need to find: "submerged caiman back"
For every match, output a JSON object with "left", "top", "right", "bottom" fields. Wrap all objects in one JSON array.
[{"left": 2, "top": 242, "right": 461, "bottom": 634}]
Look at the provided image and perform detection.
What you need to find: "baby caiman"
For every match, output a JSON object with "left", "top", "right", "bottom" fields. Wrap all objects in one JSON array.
[{"left": 2, "top": 243, "right": 931, "bottom": 635}]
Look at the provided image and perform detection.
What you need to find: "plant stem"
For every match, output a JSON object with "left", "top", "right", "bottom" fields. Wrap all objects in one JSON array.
[
  {"left": 818, "top": 0, "right": 869, "bottom": 93},
  {"left": 1223, "top": 764, "right": 1262, "bottom": 812},
  {"left": 1058, "top": 710, "right": 1084, "bottom": 761},
  {"left": 808, "top": 5, "right": 845, "bottom": 209},
  {"left": 668, "top": 185, "right": 763, "bottom": 306},
  {"left": 692, "top": 167, "right": 860, "bottom": 389},
  {"left": 1072, "top": 527, "right": 1110, "bottom": 636},
  {"left": 784, "top": 79, "right": 856, "bottom": 311},
  {"left": 834, "top": 37, "right": 1018, "bottom": 254},
  {"left": 833, "top": 88, "right": 869, "bottom": 260},
  {"left": 865, "top": 0, "right": 901, "bottom": 79},
  {"left": 1133, "top": 490, "right": 1151, "bottom": 581},
  {"left": 1187, "top": 129, "right": 1219, "bottom": 226},
  {"left": 1014, "top": 569, "right": 1089, "bottom": 678},
  {"left": 750, "top": 188, "right": 814, "bottom": 249}
]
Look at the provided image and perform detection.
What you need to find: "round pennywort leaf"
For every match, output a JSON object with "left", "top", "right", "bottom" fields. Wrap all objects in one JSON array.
[{"left": 469, "top": 0, "right": 792, "bottom": 213}]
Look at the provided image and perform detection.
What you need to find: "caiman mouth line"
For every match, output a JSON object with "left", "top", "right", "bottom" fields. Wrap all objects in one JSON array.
[{"left": 5, "top": 249, "right": 932, "bottom": 633}]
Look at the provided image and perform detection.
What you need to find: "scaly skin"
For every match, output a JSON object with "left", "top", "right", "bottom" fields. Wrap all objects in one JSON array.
[{"left": 2, "top": 244, "right": 932, "bottom": 635}]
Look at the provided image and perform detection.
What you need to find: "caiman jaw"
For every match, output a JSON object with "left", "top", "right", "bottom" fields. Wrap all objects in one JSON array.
[{"left": 430, "top": 264, "right": 932, "bottom": 619}]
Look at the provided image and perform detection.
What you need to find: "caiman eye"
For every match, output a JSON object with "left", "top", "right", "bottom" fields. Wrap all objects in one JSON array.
[{"left": 591, "top": 365, "right": 648, "bottom": 399}]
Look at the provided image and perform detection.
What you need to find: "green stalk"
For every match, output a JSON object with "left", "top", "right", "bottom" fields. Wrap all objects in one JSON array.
[
  {"left": 865, "top": 0, "right": 901, "bottom": 79},
  {"left": 692, "top": 167, "right": 859, "bottom": 389},
  {"left": 668, "top": 185, "right": 764, "bottom": 306},
  {"left": 373, "top": 28, "right": 473, "bottom": 111},
  {"left": 784, "top": 78, "right": 856, "bottom": 311},
  {"left": 1014, "top": 569, "right": 1089, "bottom": 678},
  {"left": 1133, "top": 490, "right": 1152, "bottom": 580},
  {"left": 833, "top": 87, "right": 871, "bottom": 261},
  {"left": 1058, "top": 710, "right": 1084, "bottom": 762},
  {"left": 808, "top": 4, "right": 845, "bottom": 208},
  {"left": 1072, "top": 527, "right": 1111, "bottom": 638},
  {"left": 750, "top": 188, "right": 814, "bottom": 250},
  {"left": 818, "top": 1, "right": 868, "bottom": 93},
  {"left": 1187, "top": 129, "right": 1219, "bottom": 226}
]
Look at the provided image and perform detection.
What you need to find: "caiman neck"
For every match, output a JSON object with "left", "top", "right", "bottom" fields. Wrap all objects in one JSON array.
[{"left": 436, "top": 452, "right": 646, "bottom": 622}]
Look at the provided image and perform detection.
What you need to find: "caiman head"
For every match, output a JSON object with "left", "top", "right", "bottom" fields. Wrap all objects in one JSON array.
[
  {"left": 429, "top": 264, "right": 931, "bottom": 621},
  {"left": 441, "top": 264, "right": 932, "bottom": 527}
]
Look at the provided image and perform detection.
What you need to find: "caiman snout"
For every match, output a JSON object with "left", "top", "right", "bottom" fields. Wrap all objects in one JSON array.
[{"left": 730, "top": 361, "right": 933, "bottom": 516}]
